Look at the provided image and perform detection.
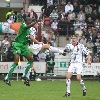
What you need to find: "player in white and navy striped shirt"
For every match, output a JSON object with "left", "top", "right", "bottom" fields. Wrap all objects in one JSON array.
[{"left": 63, "top": 35, "right": 91, "bottom": 97}]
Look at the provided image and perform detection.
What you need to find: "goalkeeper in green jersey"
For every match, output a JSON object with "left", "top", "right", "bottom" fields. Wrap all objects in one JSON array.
[{"left": 4, "top": 17, "right": 43, "bottom": 86}]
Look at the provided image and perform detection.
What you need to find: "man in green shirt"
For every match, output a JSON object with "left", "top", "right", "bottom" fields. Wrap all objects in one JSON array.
[{"left": 4, "top": 17, "right": 42, "bottom": 86}]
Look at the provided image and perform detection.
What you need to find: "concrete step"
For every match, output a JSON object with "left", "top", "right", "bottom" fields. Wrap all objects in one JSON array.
[{"left": 56, "top": 36, "right": 71, "bottom": 47}]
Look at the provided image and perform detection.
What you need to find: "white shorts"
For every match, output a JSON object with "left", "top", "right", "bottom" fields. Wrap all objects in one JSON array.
[
  {"left": 68, "top": 63, "right": 83, "bottom": 74},
  {"left": 28, "top": 44, "right": 42, "bottom": 55}
]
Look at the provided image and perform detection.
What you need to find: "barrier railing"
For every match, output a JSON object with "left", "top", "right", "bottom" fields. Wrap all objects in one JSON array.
[{"left": 0, "top": 61, "right": 100, "bottom": 80}]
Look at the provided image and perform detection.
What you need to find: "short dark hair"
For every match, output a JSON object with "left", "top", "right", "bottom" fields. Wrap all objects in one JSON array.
[{"left": 72, "top": 35, "right": 77, "bottom": 37}]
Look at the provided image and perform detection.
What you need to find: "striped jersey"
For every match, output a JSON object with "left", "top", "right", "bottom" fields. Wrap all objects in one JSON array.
[
  {"left": 65, "top": 43, "right": 90, "bottom": 63},
  {"left": 29, "top": 27, "right": 37, "bottom": 45}
]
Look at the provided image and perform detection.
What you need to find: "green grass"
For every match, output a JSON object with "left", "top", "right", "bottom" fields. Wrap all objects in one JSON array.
[{"left": 0, "top": 80, "right": 100, "bottom": 100}]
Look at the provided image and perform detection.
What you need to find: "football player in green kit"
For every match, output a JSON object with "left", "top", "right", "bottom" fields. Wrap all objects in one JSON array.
[{"left": 4, "top": 17, "right": 43, "bottom": 86}]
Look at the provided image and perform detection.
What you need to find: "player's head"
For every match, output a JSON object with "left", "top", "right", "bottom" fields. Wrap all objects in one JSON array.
[
  {"left": 33, "top": 23, "right": 38, "bottom": 29},
  {"left": 32, "top": 18, "right": 38, "bottom": 29},
  {"left": 25, "top": 17, "right": 33, "bottom": 25},
  {"left": 71, "top": 35, "right": 78, "bottom": 44}
]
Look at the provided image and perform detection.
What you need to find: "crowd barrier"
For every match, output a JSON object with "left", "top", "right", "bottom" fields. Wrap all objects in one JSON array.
[{"left": 0, "top": 62, "right": 100, "bottom": 80}]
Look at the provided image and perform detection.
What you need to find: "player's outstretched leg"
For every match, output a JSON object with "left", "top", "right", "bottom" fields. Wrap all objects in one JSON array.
[
  {"left": 4, "top": 63, "right": 17, "bottom": 86},
  {"left": 40, "top": 44, "right": 66, "bottom": 55}
]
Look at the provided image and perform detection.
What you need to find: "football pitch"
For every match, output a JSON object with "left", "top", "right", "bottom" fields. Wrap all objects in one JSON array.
[{"left": 0, "top": 80, "right": 100, "bottom": 100}]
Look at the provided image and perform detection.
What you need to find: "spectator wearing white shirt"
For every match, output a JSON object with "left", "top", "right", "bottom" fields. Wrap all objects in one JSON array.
[
  {"left": 65, "top": 1, "right": 74, "bottom": 14},
  {"left": 51, "top": 19, "right": 58, "bottom": 32},
  {"left": 7, "top": 16, "right": 14, "bottom": 24}
]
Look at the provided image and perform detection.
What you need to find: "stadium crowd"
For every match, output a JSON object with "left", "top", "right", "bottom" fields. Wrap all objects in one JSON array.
[{"left": 0, "top": 0, "right": 100, "bottom": 63}]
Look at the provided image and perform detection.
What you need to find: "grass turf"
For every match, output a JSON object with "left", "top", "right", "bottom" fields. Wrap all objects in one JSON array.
[{"left": 0, "top": 80, "right": 100, "bottom": 100}]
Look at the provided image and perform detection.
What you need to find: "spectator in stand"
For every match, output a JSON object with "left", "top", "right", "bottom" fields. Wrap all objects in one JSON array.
[
  {"left": 94, "top": 19, "right": 100, "bottom": 31},
  {"left": 75, "top": 27, "right": 83, "bottom": 41},
  {"left": 67, "top": 10, "right": 75, "bottom": 22},
  {"left": 57, "top": 17, "right": 67, "bottom": 35},
  {"left": 65, "top": 1, "right": 74, "bottom": 14},
  {"left": 80, "top": 20, "right": 87, "bottom": 30},
  {"left": 41, "top": 3, "right": 52, "bottom": 17},
  {"left": 80, "top": 35, "right": 87, "bottom": 47},
  {"left": 58, "top": 0, "right": 65, "bottom": 12},
  {"left": 51, "top": 2, "right": 58, "bottom": 12},
  {"left": 79, "top": 4, "right": 85, "bottom": 13},
  {"left": 1, "top": 36, "right": 10, "bottom": 61},
  {"left": 92, "top": 3, "right": 98, "bottom": 11},
  {"left": 92, "top": 52, "right": 100, "bottom": 63},
  {"left": 87, "top": 17, "right": 94, "bottom": 28},
  {"left": 91, "top": 27, "right": 97, "bottom": 37},
  {"left": 51, "top": 19, "right": 58, "bottom": 35},
  {"left": 7, "top": 42, "right": 14, "bottom": 61},
  {"left": 73, "top": 2, "right": 79, "bottom": 17},
  {"left": 86, "top": 38, "right": 94, "bottom": 53},
  {"left": 82, "top": 28, "right": 89, "bottom": 37},
  {"left": 49, "top": 9, "right": 58, "bottom": 21},
  {"left": 17, "top": 9, "right": 26, "bottom": 22},
  {"left": 58, "top": 9, "right": 65, "bottom": 20},
  {"left": 66, "top": 18, "right": 74, "bottom": 35},
  {"left": 7, "top": 16, "right": 14, "bottom": 24},
  {"left": 91, "top": 9, "right": 99, "bottom": 21},
  {"left": 95, "top": 32, "right": 100, "bottom": 41},
  {"left": 85, "top": 4, "right": 92, "bottom": 18},
  {"left": 94, "top": 38, "right": 100, "bottom": 54},
  {"left": 73, "top": 17, "right": 81, "bottom": 31},
  {"left": 87, "top": 27, "right": 92, "bottom": 34},
  {"left": 98, "top": 5, "right": 100, "bottom": 13},
  {"left": 28, "top": 9, "right": 38, "bottom": 19},
  {"left": 2, "top": 36, "right": 10, "bottom": 48},
  {"left": 87, "top": 32, "right": 96, "bottom": 44},
  {"left": 77, "top": 10, "right": 85, "bottom": 22},
  {"left": 6, "top": 9, "right": 14, "bottom": 20},
  {"left": 7, "top": 10, "right": 17, "bottom": 22}
]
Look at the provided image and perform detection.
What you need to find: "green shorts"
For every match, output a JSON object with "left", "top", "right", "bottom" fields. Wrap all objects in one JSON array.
[{"left": 13, "top": 42, "right": 31, "bottom": 55}]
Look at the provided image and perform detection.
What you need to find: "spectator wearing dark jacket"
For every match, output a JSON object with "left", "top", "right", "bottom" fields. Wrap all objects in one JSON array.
[
  {"left": 41, "top": 3, "right": 52, "bottom": 17},
  {"left": 58, "top": 1, "right": 65, "bottom": 12},
  {"left": 17, "top": 9, "right": 26, "bottom": 22},
  {"left": 57, "top": 17, "right": 67, "bottom": 35},
  {"left": 28, "top": 9, "right": 38, "bottom": 19}
]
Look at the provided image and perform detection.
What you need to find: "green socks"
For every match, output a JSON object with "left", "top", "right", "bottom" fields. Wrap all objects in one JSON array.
[
  {"left": 5, "top": 63, "right": 17, "bottom": 80},
  {"left": 23, "top": 61, "right": 33, "bottom": 77}
]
